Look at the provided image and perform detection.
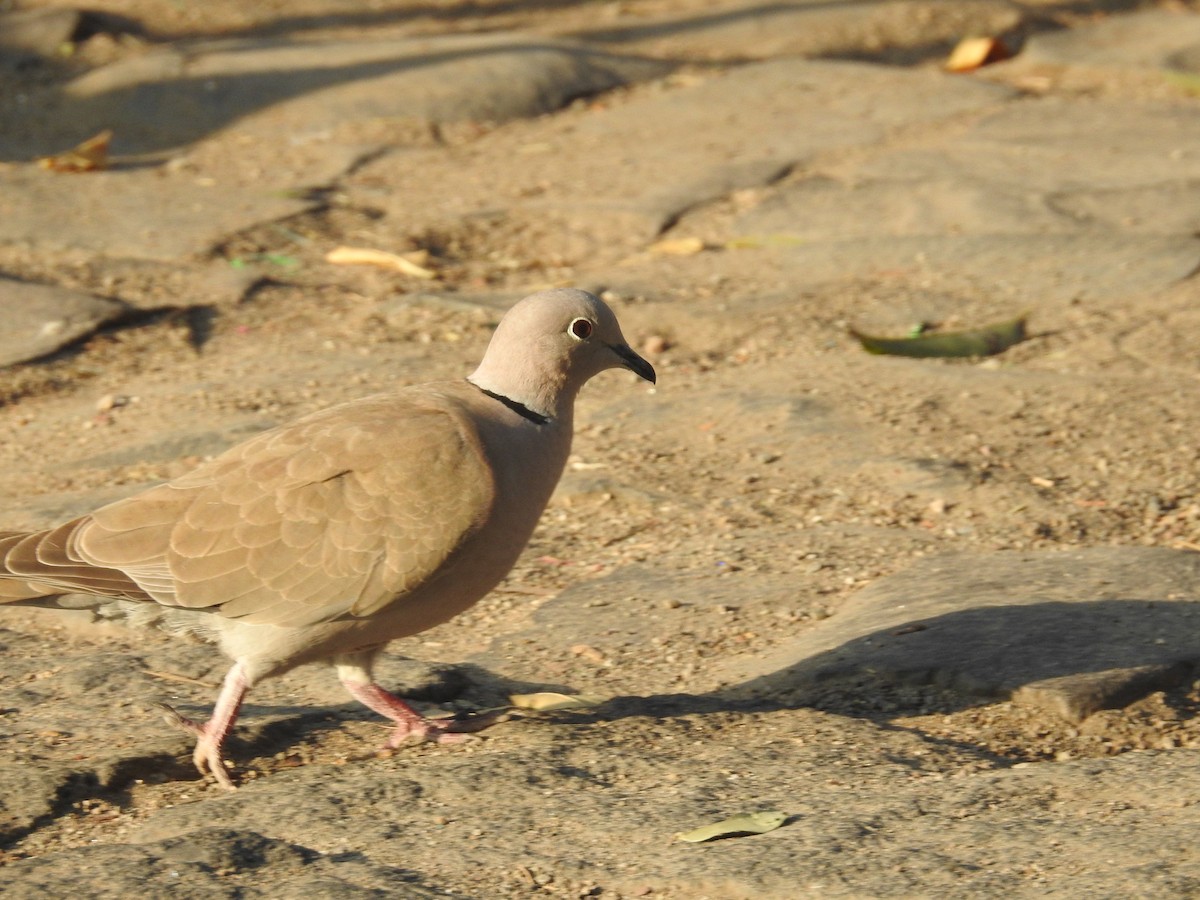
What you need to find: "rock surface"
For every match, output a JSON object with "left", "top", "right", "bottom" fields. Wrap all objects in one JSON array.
[
  {"left": 0, "top": 8, "right": 82, "bottom": 69},
  {"left": 3, "top": 1, "right": 1200, "bottom": 897},
  {"left": 0, "top": 278, "right": 128, "bottom": 366}
]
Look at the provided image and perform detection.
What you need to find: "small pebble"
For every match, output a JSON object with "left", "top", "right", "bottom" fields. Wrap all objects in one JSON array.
[
  {"left": 95, "top": 393, "right": 130, "bottom": 413},
  {"left": 642, "top": 335, "right": 669, "bottom": 354}
]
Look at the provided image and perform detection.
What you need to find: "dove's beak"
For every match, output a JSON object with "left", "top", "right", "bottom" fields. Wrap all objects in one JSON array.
[{"left": 611, "top": 343, "right": 657, "bottom": 384}]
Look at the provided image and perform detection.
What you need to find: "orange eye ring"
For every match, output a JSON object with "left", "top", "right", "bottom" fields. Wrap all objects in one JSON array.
[{"left": 568, "top": 318, "right": 594, "bottom": 341}]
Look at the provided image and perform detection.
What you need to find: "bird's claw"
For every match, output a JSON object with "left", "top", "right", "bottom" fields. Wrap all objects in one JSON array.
[
  {"left": 156, "top": 701, "right": 202, "bottom": 736},
  {"left": 384, "top": 708, "right": 511, "bottom": 749},
  {"left": 193, "top": 740, "right": 238, "bottom": 791},
  {"left": 157, "top": 702, "right": 238, "bottom": 790}
]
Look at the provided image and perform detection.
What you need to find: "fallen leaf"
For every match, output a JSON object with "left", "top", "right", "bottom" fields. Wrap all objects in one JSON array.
[
  {"left": 230, "top": 253, "right": 300, "bottom": 270},
  {"left": 36, "top": 130, "right": 112, "bottom": 173},
  {"left": 849, "top": 313, "right": 1028, "bottom": 358},
  {"left": 648, "top": 237, "right": 706, "bottom": 256},
  {"left": 326, "top": 246, "right": 436, "bottom": 279},
  {"left": 675, "top": 810, "right": 788, "bottom": 843},
  {"left": 945, "top": 36, "right": 1013, "bottom": 73},
  {"left": 725, "top": 233, "right": 808, "bottom": 249},
  {"left": 508, "top": 692, "right": 604, "bottom": 711},
  {"left": 1163, "top": 70, "right": 1200, "bottom": 97}
]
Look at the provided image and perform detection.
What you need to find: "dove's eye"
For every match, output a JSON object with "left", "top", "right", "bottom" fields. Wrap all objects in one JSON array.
[{"left": 568, "top": 318, "right": 594, "bottom": 341}]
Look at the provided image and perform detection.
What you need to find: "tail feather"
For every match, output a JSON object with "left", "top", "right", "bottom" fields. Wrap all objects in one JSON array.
[
  {"left": 0, "top": 521, "right": 148, "bottom": 604},
  {"left": 0, "top": 530, "right": 60, "bottom": 603},
  {"left": 0, "top": 577, "right": 65, "bottom": 602}
]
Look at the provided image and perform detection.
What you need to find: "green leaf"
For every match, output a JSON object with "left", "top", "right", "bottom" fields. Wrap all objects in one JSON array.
[
  {"left": 724, "top": 234, "right": 809, "bottom": 250},
  {"left": 850, "top": 313, "right": 1028, "bottom": 358},
  {"left": 1163, "top": 70, "right": 1200, "bottom": 97}
]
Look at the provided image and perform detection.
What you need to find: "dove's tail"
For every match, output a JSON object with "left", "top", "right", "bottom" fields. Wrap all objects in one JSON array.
[
  {"left": 0, "top": 531, "right": 57, "bottom": 602},
  {"left": 0, "top": 525, "right": 143, "bottom": 606},
  {"left": 0, "top": 527, "right": 175, "bottom": 632}
]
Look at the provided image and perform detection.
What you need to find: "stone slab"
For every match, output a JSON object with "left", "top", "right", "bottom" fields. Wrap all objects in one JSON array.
[
  {"left": 581, "top": 0, "right": 1022, "bottom": 62},
  {"left": 1, "top": 32, "right": 671, "bottom": 159},
  {"left": 731, "top": 97, "right": 1200, "bottom": 303},
  {"left": 0, "top": 277, "right": 128, "bottom": 367},
  {"left": 0, "top": 139, "right": 363, "bottom": 260},
  {"left": 2, "top": 828, "right": 442, "bottom": 897},
  {"left": 1015, "top": 662, "right": 1194, "bottom": 723},
  {"left": 11, "top": 704, "right": 1200, "bottom": 899},
  {"left": 720, "top": 547, "right": 1200, "bottom": 720},
  {"left": 1016, "top": 9, "right": 1200, "bottom": 73},
  {"left": 354, "top": 58, "right": 1015, "bottom": 263},
  {"left": 763, "top": 232, "right": 1200, "bottom": 305},
  {"left": 0, "top": 9, "right": 80, "bottom": 68},
  {"left": 734, "top": 97, "right": 1200, "bottom": 236}
]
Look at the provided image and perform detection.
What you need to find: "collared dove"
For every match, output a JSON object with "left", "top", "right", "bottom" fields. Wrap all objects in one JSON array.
[{"left": 0, "top": 288, "right": 655, "bottom": 789}]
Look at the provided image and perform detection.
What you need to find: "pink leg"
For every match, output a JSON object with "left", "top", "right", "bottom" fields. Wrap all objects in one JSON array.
[
  {"left": 335, "top": 656, "right": 506, "bottom": 748},
  {"left": 158, "top": 661, "right": 250, "bottom": 790}
]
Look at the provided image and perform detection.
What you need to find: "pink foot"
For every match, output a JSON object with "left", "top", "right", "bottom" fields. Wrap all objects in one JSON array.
[
  {"left": 158, "top": 704, "right": 238, "bottom": 790},
  {"left": 156, "top": 662, "right": 249, "bottom": 790},
  {"left": 341, "top": 680, "right": 509, "bottom": 749}
]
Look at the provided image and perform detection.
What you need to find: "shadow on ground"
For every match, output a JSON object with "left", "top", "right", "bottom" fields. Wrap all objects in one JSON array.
[{"left": 560, "top": 596, "right": 1200, "bottom": 731}]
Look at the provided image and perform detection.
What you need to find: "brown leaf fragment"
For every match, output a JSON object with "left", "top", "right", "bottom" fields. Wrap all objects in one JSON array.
[{"left": 36, "top": 129, "right": 112, "bottom": 173}]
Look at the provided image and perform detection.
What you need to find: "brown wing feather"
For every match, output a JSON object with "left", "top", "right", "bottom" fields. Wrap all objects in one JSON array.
[
  {"left": 65, "top": 392, "right": 497, "bottom": 627},
  {"left": 0, "top": 520, "right": 148, "bottom": 599}
]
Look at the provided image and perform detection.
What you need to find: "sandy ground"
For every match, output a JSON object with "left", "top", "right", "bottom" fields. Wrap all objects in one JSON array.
[{"left": 4, "top": 0, "right": 1200, "bottom": 897}]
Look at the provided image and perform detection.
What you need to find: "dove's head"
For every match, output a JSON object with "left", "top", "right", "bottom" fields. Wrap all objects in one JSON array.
[{"left": 468, "top": 288, "right": 655, "bottom": 421}]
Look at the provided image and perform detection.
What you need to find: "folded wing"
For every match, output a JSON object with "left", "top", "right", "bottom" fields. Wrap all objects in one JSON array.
[{"left": 0, "top": 394, "right": 495, "bottom": 628}]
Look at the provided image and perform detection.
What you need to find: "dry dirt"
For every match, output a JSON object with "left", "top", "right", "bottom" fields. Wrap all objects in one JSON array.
[{"left": 3, "top": 0, "right": 1200, "bottom": 897}]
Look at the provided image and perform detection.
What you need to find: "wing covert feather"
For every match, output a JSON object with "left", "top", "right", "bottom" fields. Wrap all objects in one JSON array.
[{"left": 75, "top": 392, "right": 496, "bottom": 626}]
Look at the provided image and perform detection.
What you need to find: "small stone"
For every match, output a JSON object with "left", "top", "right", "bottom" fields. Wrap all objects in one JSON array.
[
  {"left": 570, "top": 644, "right": 607, "bottom": 664},
  {"left": 642, "top": 334, "right": 669, "bottom": 354},
  {"left": 95, "top": 393, "right": 130, "bottom": 413}
]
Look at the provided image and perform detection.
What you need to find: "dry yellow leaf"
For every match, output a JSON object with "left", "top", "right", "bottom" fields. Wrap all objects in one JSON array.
[
  {"left": 725, "top": 234, "right": 807, "bottom": 250},
  {"left": 508, "top": 692, "right": 603, "bottom": 711},
  {"left": 325, "top": 246, "right": 436, "bottom": 279},
  {"left": 648, "top": 237, "right": 706, "bottom": 256},
  {"left": 36, "top": 129, "right": 112, "bottom": 173},
  {"left": 1163, "top": 70, "right": 1200, "bottom": 97},
  {"left": 675, "top": 810, "right": 788, "bottom": 843},
  {"left": 945, "top": 36, "right": 1012, "bottom": 73}
]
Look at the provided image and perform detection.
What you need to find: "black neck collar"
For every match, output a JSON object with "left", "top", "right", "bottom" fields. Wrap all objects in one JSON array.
[{"left": 475, "top": 385, "right": 550, "bottom": 426}]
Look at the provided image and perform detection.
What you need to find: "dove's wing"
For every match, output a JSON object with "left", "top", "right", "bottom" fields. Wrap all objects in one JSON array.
[{"left": 0, "top": 392, "right": 495, "bottom": 628}]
